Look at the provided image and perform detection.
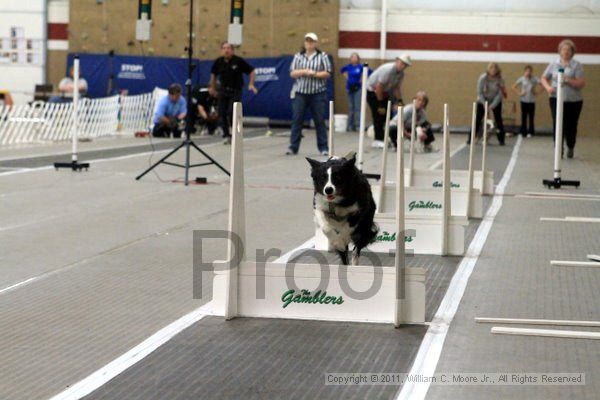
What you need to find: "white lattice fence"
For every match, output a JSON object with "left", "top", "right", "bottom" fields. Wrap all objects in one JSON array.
[{"left": 0, "top": 89, "right": 166, "bottom": 146}]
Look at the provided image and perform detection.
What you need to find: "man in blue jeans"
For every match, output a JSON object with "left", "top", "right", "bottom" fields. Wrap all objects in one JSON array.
[{"left": 287, "top": 32, "right": 332, "bottom": 156}]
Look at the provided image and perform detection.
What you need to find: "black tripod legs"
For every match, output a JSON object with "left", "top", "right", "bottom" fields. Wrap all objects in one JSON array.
[{"left": 135, "top": 140, "right": 186, "bottom": 181}]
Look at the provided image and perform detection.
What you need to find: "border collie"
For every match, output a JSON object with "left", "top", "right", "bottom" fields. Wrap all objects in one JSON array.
[{"left": 306, "top": 154, "right": 378, "bottom": 265}]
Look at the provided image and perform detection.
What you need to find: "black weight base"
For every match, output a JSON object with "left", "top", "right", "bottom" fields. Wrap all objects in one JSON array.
[
  {"left": 542, "top": 177, "right": 580, "bottom": 189},
  {"left": 54, "top": 161, "right": 90, "bottom": 171}
]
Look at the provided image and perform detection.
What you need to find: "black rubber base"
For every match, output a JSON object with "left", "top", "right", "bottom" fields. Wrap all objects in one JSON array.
[
  {"left": 54, "top": 161, "right": 90, "bottom": 171},
  {"left": 542, "top": 178, "right": 580, "bottom": 189},
  {"left": 364, "top": 172, "right": 381, "bottom": 180}
]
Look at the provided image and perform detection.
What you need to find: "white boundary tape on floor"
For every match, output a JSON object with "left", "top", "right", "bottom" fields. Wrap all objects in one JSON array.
[
  {"left": 396, "top": 135, "right": 522, "bottom": 400},
  {"left": 540, "top": 216, "right": 600, "bottom": 223},
  {"left": 475, "top": 317, "right": 600, "bottom": 327},
  {"left": 526, "top": 192, "right": 600, "bottom": 199},
  {"left": 516, "top": 195, "right": 600, "bottom": 202},
  {"left": 491, "top": 326, "right": 600, "bottom": 340},
  {"left": 48, "top": 302, "right": 213, "bottom": 400}
]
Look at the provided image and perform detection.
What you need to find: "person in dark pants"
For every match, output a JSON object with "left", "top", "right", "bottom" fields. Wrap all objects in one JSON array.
[
  {"left": 152, "top": 84, "right": 187, "bottom": 138},
  {"left": 512, "top": 65, "right": 539, "bottom": 137},
  {"left": 340, "top": 53, "right": 371, "bottom": 132},
  {"left": 286, "top": 32, "right": 332, "bottom": 156},
  {"left": 191, "top": 86, "right": 218, "bottom": 135},
  {"left": 470, "top": 62, "right": 506, "bottom": 145},
  {"left": 366, "top": 54, "right": 411, "bottom": 148},
  {"left": 541, "top": 39, "right": 585, "bottom": 159},
  {"left": 209, "top": 42, "right": 257, "bottom": 144}
]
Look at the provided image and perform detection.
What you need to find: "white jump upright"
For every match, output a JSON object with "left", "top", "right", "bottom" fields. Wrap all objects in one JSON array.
[
  {"left": 394, "top": 104, "right": 406, "bottom": 327},
  {"left": 357, "top": 64, "right": 369, "bottom": 171},
  {"left": 214, "top": 102, "right": 425, "bottom": 325},
  {"left": 407, "top": 99, "right": 417, "bottom": 186},
  {"left": 481, "top": 100, "right": 489, "bottom": 178},
  {"left": 466, "top": 102, "right": 477, "bottom": 217},
  {"left": 376, "top": 101, "right": 392, "bottom": 209},
  {"left": 542, "top": 69, "right": 580, "bottom": 188},
  {"left": 328, "top": 100, "right": 334, "bottom": 156},
  {"left": 440, "top": 104, "right": 451, "bottom": 255},
  {"left": 53, "top": 55, "right": 90, "bottom": 171},
  {"left": 224, "top": 102, "right": 246, "bottom": 319}
]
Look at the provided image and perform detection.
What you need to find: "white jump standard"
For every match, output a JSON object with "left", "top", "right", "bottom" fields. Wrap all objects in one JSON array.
[
  {"left": 212, "top": 102, "right": 426, "bottom": 326},
  {"left": 53, "top": 55, "right": 90, "bottom": 172}
]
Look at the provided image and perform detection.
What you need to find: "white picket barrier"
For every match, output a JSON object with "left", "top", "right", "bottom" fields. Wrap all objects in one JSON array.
[
  {"left": 0, "top": 87, "right": 169, "bottom": 146},
  {"left": 212, "top": 102, "right": 426, "bottom": 325}
]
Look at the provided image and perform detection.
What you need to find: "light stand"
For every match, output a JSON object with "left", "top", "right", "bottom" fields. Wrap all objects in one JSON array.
[
  {"left": 542, "top": 68, "right": 580, "bottom": 189},
  {"left": 136, "top": 0, "right": 230, "bottom": 185}
]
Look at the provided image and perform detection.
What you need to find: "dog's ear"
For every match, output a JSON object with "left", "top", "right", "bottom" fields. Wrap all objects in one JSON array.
[
  {"left": 306, "top": 157, "right": 322, "bottom": 169},
  {"left": 343, "top": 153, "right": 357, "bottom": 167}
]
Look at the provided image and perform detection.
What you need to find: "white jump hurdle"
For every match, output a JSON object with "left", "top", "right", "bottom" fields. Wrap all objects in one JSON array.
[
  {"left": 405, "top": 101, "right": 494, "bottom": 196},
  {"left": 212, "top": 102, "right": 426, "bottom": 326},
  {"left": 374, "top": 102, "right": 484, "bottom": 219}
]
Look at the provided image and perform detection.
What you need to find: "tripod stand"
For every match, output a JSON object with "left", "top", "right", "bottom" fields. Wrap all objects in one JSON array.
[{"left": 136, "top": 0, "right": 230, "bottom": 185}]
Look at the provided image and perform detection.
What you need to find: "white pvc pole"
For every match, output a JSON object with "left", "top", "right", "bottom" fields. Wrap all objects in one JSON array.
[
  {"left": 394, "top": 104, "right": 405, "bottom": 327},
  {"left": 328, "top": 100, "right": 334, "bottom": 156},
  {"left": 553, "top": 70, "right": 564, "bottom": 180},
  {"left": 408, "top": 99, "right": 416, "bottom": 186},
  {"left": 377, "top": 101, "right": 392, "bottom": 212},
  {"left": 481, "top": 100, "right": 488, "bottom": 176},
  {"left": 466, "top": 102, "right": 476, "bottom": 217},
  {"left": 71, "top": 57, "right": 80, "bottom": 163},
  {"left": 441, "top": 104, "right": 450, "bottom": 255},
  {"left": 357, "top": 64, "right": 369, "bottom": 170},
  {"left": 224, "top": 102, "right": 246, "bottom": 320},
  {"left": 380, "top": 0, "right": 387, "bottom": 60}
]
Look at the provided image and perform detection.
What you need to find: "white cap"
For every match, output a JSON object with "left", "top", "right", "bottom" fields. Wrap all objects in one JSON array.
[
  {"left": 304, "top": 32, "right": 319, "bottom": 42},
  {"left": 397, "top": 53, "right": 412, "bottom": 66}
]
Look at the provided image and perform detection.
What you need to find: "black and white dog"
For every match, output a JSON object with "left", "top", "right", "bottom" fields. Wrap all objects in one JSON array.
[{"left": 306, "top": 154, "right": 378, "bottom": 265}]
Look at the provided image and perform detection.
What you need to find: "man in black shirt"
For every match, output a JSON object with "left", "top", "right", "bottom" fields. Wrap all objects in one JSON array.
[
  {"left": 209, "top": 42, "right": 257, "bottom": 144},
  {"left": 191, "top": 86, "right": 218, "bottom": 135}
]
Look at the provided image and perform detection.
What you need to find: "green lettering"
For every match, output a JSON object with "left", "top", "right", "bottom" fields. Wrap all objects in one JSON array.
[{"left": 281, "top": 290, "right": 295, "bottom": 308}]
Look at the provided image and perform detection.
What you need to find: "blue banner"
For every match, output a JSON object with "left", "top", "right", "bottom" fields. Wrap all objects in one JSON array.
[{"left": 67, "top": 53, "right": 334, "bottom": 122}]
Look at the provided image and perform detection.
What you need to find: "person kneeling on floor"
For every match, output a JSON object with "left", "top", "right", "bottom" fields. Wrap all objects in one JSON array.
[
  {"left": 389, "top": 91, "right": 434, "bottom": 152},
  {"left": 152, "top": 84, "right": 187, "bottom": 138}
]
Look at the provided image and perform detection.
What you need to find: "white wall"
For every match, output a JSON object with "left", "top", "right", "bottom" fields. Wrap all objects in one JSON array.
[{"left": 0, "top": 0, "right": 46, "bottom": 104}]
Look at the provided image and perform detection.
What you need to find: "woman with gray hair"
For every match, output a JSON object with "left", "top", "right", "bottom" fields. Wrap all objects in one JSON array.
[
  {"left": 541, "top": 39, "right": 585, "bottom": 158},
  {"left": 469, "top": 62, "right": 506, "bottom": 145}
]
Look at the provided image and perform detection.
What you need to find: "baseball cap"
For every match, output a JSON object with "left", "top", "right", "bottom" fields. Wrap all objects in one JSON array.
[
  {"left": 304, "top": 32, "right": 319, "bottom": 42},
  {"left": 397, "top": 53, "right": 412, "bottom": 66}
]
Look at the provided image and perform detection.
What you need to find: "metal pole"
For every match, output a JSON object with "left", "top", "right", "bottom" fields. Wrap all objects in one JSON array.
[
  {"left": 380, "top": 0, "right": 387, "bottom": 60},
  {"left": 357, "top": 64, "right": 369, "bottom": 170}
]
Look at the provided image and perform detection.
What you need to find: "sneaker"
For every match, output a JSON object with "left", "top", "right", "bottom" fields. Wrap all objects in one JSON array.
[
  {"left": 285, "top": 149, "right": 298, "bottom": 156},
  {"left": 423, "top": 144, "right": 433, "bottom": 153},
  {"left": 371, "top": 140, "right": 385, "bottom": 148},
  {"left": 567, "top": 148, "right": 574, "bottom": 158},
  {"left": 223, "top": 136, "right": 232, "bottom": 145},
  {"left": 320, "top": 150, "right": 329, "bottom": 156},
  {"left": 526, "top": 133, "right": 533, "bottom": 138}
]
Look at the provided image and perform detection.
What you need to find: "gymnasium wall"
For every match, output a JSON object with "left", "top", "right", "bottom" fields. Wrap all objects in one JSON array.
[{"left": 337, "top": 5, "right": 600, "bottom": 136}]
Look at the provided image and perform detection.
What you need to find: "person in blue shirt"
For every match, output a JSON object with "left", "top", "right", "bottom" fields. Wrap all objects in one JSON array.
[
  {"left": 340, "top": 53, "right": 370, "bottom": 132},
  {"left": 152, "top": 84, "right": 187, "bottom": 138}
]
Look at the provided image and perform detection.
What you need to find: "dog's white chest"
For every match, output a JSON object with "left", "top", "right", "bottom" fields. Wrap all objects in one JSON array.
[{"left": 314, "top": 195, "right": 358, "bottom": 251}]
